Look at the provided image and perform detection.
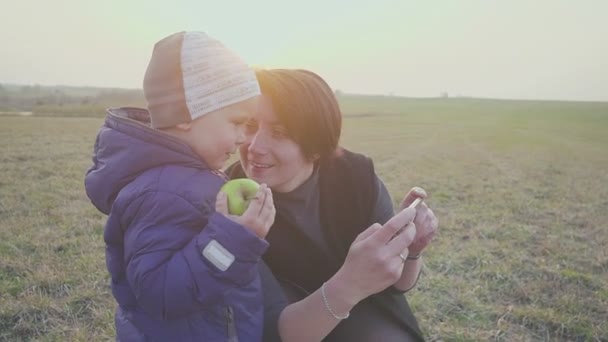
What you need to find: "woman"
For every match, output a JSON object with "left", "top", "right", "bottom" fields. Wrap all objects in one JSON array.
[{"left": 226, "top": 69, "right": 439, "bottom": 341}]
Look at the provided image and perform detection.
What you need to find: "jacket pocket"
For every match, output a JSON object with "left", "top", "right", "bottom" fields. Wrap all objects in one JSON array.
[{"left": 226, "top": 306, "right": 239, "bottom": 342}]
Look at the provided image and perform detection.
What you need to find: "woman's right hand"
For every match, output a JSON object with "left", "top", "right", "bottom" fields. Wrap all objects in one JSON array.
[
  {"left": 330, "top": 207, "right": 418, "bottom": 305},
  {"left": 215, "top": 184, "right": 276, "bottom": 239}
]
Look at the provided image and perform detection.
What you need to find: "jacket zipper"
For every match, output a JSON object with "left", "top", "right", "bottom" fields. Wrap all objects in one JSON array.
[{"left": 226, "top": 306, "right": 238, "bottom": 342}]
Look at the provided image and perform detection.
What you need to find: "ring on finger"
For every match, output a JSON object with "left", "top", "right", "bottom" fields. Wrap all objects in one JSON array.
[{"left": 399, "top": 253, "right": 407, "bottom": 263}]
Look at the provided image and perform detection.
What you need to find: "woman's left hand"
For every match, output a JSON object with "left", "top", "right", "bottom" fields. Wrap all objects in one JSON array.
[{"left": 398, "top": 187, "right": 439, "bottom": 256}]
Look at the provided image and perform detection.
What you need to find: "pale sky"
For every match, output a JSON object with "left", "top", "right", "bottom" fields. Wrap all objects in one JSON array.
[{"left": 1, "top": 0, "right": 607, "bottom": 101}]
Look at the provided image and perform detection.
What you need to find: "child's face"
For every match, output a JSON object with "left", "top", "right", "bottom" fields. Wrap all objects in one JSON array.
[{"left": 182, "top": 98, "right": 258, "bottom": 170}]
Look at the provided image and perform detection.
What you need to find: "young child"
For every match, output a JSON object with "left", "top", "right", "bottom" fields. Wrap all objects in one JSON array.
[{"left": 85, "top": 31, "right": 276, "bottom": 341}]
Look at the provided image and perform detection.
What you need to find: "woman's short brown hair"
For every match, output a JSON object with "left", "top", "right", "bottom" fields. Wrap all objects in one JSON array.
[{"left": 255, "top": 69, "right": 342, "bottom": 160}]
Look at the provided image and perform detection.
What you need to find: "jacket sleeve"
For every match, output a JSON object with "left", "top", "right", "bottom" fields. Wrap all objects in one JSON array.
[
  {"left": 260, "top": 261, "right": 288, "bottom": 342},
  {"left": 122, "top": 190, "right": 268, "bottom": 320}
]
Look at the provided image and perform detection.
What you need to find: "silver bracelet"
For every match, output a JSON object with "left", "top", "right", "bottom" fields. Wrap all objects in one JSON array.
[{"left": 320, "top": 282, "right": 350, "bottom": 320}]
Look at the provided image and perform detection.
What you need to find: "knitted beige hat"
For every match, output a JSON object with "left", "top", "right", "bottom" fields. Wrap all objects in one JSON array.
[{"left": 143, "top": 31, "right": 260, "bottom": 128}]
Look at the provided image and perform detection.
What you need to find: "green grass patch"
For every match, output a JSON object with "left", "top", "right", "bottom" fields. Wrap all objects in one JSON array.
[{"left": 2, "top": 98, "right": 607, "bottom": 340}]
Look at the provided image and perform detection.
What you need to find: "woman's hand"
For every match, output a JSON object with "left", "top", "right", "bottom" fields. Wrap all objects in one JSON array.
[
  {"left": 398, "top": 187, "right": 438, "bottom": 256},
  {"left": 215, "top": 184, "right": 276, "bottom": 239},
  {"left": 330, "top": 206, "right": 418, "bottom": 306}
]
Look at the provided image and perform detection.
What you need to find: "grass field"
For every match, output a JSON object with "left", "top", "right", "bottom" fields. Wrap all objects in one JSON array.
[{"left": 1, "top": 97, "right": 607, "bottom": 341}]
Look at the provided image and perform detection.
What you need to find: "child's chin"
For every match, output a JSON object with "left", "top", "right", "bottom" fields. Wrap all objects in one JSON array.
[{"left": 205, "top": 159, "right": 223, "bottom": 170}]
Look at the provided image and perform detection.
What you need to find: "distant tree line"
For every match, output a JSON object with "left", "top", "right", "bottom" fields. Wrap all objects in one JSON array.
[
  {"left": 0, "top": 83, "right": 506, "bottom": 118},
  {"left": 0, "top": 84, "right": 146, "bottom": 117}
]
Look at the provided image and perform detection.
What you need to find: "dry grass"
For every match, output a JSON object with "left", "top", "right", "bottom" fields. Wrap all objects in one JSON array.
[{"left": 1, "top": 98, "right": 607, "bottom": 341}]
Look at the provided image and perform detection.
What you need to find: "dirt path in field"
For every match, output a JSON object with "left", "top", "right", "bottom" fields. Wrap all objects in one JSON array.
[
  {"left": 460, "top": 134, "right": 524, "bottom": 184},
  {"left": 0, "top": 111, "right": 33, "bottom": 116}
]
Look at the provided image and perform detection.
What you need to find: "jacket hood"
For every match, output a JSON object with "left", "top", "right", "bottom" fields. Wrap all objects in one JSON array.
[{"left": 84, "top": 107, "right": 206, "bottom": 214}]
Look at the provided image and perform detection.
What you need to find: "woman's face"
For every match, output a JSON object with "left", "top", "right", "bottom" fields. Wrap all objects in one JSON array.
[{"left": 239, "top": 97, "right": 315, "bottom": 193}]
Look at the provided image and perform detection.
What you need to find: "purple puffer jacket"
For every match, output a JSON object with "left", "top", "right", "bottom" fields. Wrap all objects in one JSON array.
[{"left": 85, "top": 108, "right": 268, "bottom": 341}]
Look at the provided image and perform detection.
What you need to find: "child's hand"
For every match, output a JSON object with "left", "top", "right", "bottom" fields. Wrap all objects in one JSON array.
[{"left": 216, "top": 184, "right": 276, "bottom": 238}]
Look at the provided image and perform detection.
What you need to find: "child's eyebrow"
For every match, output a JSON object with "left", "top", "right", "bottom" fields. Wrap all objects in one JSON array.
[
  {"left": 264, "top": 118, "right": 282, "bottom": 125},
  {"left": 231, "top": 111, "right": 250, "bottom": 121}
]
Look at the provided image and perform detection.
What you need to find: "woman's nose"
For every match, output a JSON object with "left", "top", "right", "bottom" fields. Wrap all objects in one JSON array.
[
  {"left": 247, "top": 131, "right": 269, "bottom": 154},
  {"left": 236, "top": 126, "right": 246, "bottom": 145}
]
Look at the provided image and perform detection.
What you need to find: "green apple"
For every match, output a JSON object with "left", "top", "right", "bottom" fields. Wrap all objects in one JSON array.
[{"left": 220, "top": 178, "right": 260, "bottom": 216}]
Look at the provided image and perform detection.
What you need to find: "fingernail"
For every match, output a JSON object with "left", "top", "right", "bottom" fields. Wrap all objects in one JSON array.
[{"left": 414, "top": 187, "right": 427, "bottom": 196}]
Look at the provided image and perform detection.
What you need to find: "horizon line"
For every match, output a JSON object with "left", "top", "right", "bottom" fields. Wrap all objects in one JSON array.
[{"left": 2, "top": 81, "right": 607, "bottom": 104}]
